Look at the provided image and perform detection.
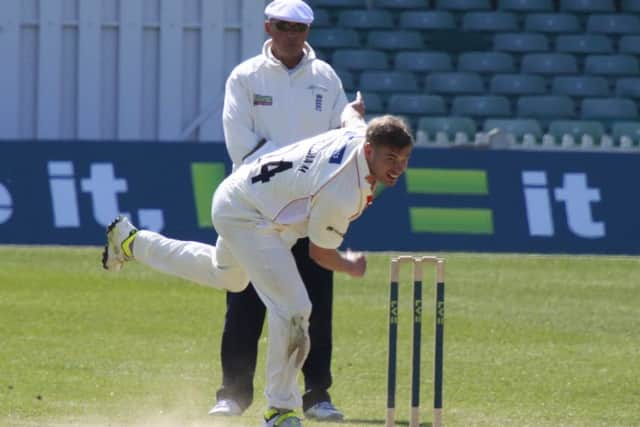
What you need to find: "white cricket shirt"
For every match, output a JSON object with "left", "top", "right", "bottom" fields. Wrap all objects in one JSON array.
[{"left": 230, "top": 124, "right": 373, "bottom": 249}]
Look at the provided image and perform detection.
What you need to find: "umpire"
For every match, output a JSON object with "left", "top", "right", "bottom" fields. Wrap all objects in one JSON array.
[{"left": 209, "top": 0, "right": 348, "bottom": 421}]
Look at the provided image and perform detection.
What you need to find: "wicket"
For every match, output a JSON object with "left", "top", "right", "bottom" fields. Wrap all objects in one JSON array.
[{"left": 386, "top": 255, "right": 445, "bottom": 427}]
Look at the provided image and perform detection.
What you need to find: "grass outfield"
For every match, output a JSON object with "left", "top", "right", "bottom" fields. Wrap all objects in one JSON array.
[{"left": 1, "top": 246, "right": 639, "bottom": 427}]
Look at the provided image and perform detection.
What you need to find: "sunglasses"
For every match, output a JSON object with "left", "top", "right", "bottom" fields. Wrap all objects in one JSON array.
[{"left": 272, "top": 20, "right": 309, "bottom": 33}]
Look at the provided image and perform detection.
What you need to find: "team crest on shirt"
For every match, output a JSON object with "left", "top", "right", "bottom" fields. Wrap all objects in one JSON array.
[
  {"left": 329, "top": 144, "right": 346, "bottom": 164},
  {"left": 308, "top": 84, "right": 327, "bottom": 112},
  {"left": 253, "top": 94, "right": 272, "bottom": 106}
]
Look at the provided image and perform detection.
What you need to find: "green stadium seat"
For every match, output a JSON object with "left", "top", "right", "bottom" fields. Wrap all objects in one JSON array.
[
  {"left": 367, "top": 31, "right": 425, "bottom": 50},
  {"left": 584, "top": 55, "right": 640, "bottom": 76},
  {"left": 622, "top": 0, "right": 640, "bottom": 12},
  {"left": 551, "top": 76, "right": 610, "bottom": 97},
  {"left": 549, "top": 120, "right": 605, "bottom": 140},
  {"left": 612, "top": 121, "right": 640, "bottom": 145},
  {"left": 337, "top": 9, "right": 394, "bottom": 29},
  {"left": 458, "top": 52, "right": 515, "bottom": 73},
  {"left": 517, "top": 95, "right": 576, "bottom": 119},
  {"left": 560, "top": 0, "right": 615, "bottom": 13},
  {"left": 426, "top": 72, "right": 484, "bottom": 94},
  {"left": 521, "top": 53, "right": 578, "bottom": 75},
  {"left": 493, "top": 33, "right": 549, "bottom": 52},
  {"left": 490, "top": 74, "right": 546, "bottom": 96},
  {"left": 555, "top": 34, "right": 613, "bottom": 54},
  {"left": 436, "top": 0, "right": 491, "bottom": 10},
  {"left": 498, "top": 0, "right": 554, "bottom": 11},
  {"left": 332, "top": 49, "right": 389, "bottom": 70},
  {"left": 581, "top": 98, "right": 639, "bottom": 121},
  {"left": 462, "top": 12, "right": 519, "bottom": 32},
  {"left": 587, "top": 14, "right": 640, "bottom": 34},
  {"left": 484, "top": 118, "right": 543, "bottom": 139},
  {"left": 616, "top": 78, "right": 640, "bottom": 98},
  {"left": 525, "top": 13, "right": 581, "bottom": 33},
  {"left": 376, "top": 0, "right": 430, "bottom": 8},
  {"left": 395, "top": 51, "right": 453, "bottom": 73},
  {"left": 417, "top": 116, "right": 478, "bottom": 141},
  {"left": 335, "top": 69, "right": 356, "bottom": 91},
  {"left": 619, "top": 36, "right": 640, "bottom": 55},
  {"left": 313, "top": 9, "right": 331, "bottom": 27},
  {"left": 308, "top": 29, "right": 360, "bottom": 48},
  {"left": 359, "top": 70, "right": 419, "bottom": 93},
  {"left": 387, "top": 94, "right": 447, "bottom": 116},
  {"left": 307, "top": 0, "right": 365, "bottom": 7},
  {"left": 399, "top": 11, "right": 456, "bottom": 31},
  {"left": 452, "top": 96, "right": 512, "bottom": 117}
]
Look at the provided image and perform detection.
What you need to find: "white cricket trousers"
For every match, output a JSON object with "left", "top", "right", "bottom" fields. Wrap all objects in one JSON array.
[{"left": 131, "top": 180, "right": 312, "bottom": 411}]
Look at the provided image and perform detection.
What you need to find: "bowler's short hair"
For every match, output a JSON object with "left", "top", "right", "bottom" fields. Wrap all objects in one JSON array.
[{"left": 366, "top": 115, "right": 414, "bottom": 149}]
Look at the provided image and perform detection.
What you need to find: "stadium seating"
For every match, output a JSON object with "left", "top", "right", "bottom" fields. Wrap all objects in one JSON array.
[
  {"left": 521, "top": 53, "right": 578, "bottom": 75},
  {"left": 458, "top": 52, "right": 515, "bottom": 74},
  {"left": 367, "top": 30, "right": 425, "bottom": 50},
  {"left": 490, "top": 74, "right": 547, "bottom": 96},
  {"left": 387, "top": 94, "right": 447, "bottom": 116},
  {"left": 551, "top": 76, "right": 610, "bottom": 97},
  {"left": 462, "top": 12, "right": 519, "bottom": 32},
  {"left": 395, "top": 51, "right": 453, "bottom": 73},
  {"left": 555, "top": 34, "right": 614, "bottom": 54},
  {"left": 493, "top": 33, "right": 550, "bottom": 53},
  {"left": 452, "top": 96, "right": 512, "bottom": 117},
  {"left": 308, "top": 29, "right": 360, "bottom": 48},
  {"left": 359, "top": 70, "right": 419, "bottom": 92},
  {"left": 399, "top": 11, "right": 456, "bottom": 31},
  {"left": 337, "top": 9, "right": 394, "bottom": 29},
  {"left": 525, "top": 13, "right": 581, "bottom": 33},
  {"left": 332, "top": 49, "right": 389, "bottom": 70},
  {"left": 517, "top": 96, "right": 576, "bottom": 119},
  {"left": 426, "top": 72, "right": 484, "bottom": 94},
  {"left": 313, "top": 0, "right": 640, "bottom": 151},
  {"left": 615, "top": 78, "right": 640, "bottom": 98}
]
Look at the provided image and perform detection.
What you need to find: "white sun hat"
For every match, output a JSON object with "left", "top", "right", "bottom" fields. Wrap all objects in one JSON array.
[{"left": 265, "top": 0, "right": 314, "bottom": 25}]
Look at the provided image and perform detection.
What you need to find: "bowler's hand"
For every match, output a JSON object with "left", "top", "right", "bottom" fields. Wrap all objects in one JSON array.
[
  {"left": 349, "top": 91, "right": 365, "bottom": 117},
  {"left": 345, "top": 250, "right": 367, "bottom": 278},
  {"left": 341, "top": 91, "right": 366, "bottom": 127}
]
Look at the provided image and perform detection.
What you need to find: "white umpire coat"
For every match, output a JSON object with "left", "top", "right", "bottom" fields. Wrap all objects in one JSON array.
[{"left": 223, "top": 40, "right": 349, "bottom": 168}]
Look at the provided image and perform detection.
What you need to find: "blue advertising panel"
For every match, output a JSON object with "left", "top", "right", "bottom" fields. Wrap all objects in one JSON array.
[{"left": 1, "top": 141, "right": 639, "bottom": 254}]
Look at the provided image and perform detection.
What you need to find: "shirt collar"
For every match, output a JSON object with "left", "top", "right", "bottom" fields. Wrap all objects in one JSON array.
[{"left": 262, "top": 39, "right": 316, "bottom": 73}]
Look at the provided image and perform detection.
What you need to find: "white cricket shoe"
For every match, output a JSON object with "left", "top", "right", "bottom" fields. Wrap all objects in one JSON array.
[
  {"left": 102, "top": 216, "right": 138, "bottom": 272},
  {"left": 304, "top": 401, "right": 344, "bottom": 421},
  {"left": 262, "top": 408, "right": 303, "bottom": 427},
  {"left": 208, "top": 398, "right": 242, "bottom": 416}
]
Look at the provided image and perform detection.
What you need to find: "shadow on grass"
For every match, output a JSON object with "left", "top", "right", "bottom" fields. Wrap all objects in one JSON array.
[{"left": 340, "top": 420, "right": 432, "bottom": 427}]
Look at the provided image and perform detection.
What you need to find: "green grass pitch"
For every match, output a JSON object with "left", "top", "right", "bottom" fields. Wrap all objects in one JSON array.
[{"left": 1, "top": 246, "right": 639, "bottom": 427}]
